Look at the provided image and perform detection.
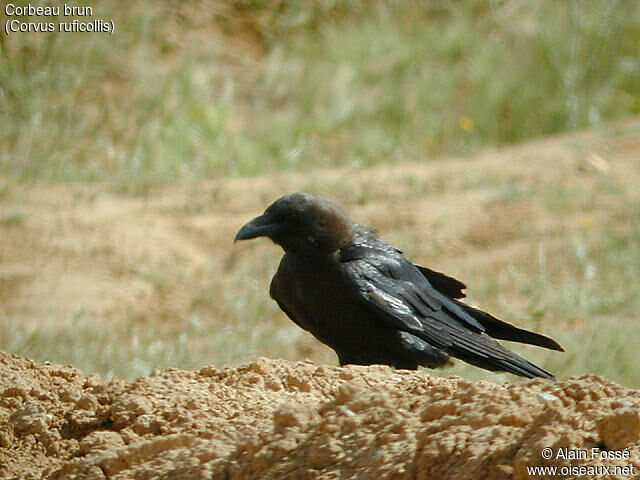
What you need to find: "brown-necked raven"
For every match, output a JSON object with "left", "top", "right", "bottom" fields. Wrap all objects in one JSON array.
[{"left": 235, "top": 192, "right": 563, "bottom": 379}]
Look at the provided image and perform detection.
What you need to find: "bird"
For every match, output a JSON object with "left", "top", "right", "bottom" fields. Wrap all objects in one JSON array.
[{"left": 235, "top": 192, "right": 564, "bottom": 379}]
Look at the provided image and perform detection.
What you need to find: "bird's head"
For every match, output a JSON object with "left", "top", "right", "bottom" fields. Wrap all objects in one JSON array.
[{"left": 235, "top": 192, "right": 354, "bottom": 254}]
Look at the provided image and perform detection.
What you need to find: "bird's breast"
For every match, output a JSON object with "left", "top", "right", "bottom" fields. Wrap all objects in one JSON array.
[{"left": 270, "top": 252, "right": 356, "bottom": 339}]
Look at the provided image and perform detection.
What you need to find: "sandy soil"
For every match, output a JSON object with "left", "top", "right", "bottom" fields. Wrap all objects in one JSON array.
[{"left": 1, "top": 351, "right": 639, "bottom": 480}]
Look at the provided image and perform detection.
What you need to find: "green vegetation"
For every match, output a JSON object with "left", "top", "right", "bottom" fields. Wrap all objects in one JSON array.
[
  {"left": 2, "top": 1, "right": 639, "bottom": 191},
  {"left": 2, "top": 312, "right": 296, "bottom": 381}
]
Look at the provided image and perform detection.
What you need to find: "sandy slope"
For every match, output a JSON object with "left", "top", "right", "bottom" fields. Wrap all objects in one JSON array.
[{"left": 1, "top": 352, "right": 639, "bottom": 480}]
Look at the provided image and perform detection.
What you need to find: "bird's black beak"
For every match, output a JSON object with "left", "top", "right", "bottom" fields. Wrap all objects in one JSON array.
[{"left": 235, "top": 214, "right": 279, "bottom": 242}]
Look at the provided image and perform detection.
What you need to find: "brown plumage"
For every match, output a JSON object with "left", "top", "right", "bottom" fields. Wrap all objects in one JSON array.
[{"left": 235, "top": 192, "right": 563, "bottom": 379}]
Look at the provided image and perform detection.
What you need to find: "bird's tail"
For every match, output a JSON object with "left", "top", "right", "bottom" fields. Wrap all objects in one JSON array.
[
  {"left": 457, "top": 301, "right": 564, "bottom": 352},
  {"left": 451, "top": 340, "right": 555, "bottom": 379}
]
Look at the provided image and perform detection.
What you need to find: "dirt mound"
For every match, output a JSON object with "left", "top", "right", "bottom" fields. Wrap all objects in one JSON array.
[{"left": 1, "top": 352, "right": 639, "bottom": 479}]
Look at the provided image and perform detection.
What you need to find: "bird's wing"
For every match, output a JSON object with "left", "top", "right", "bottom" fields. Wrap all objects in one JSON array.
[
  {"left": 415, "top": 265, "right": 467, "bottom": 299},
  {"left": 338, "top": 241, "right": 555, "bottom": 378},
  {"left": 339, "top": 242, "right": 485, "bottom": 337},
  {"left": 416, "top": 259, "right": 562, "bottom": 350},
  {"left": 344, "top": 240, "right": 563, "bottom": 351}
]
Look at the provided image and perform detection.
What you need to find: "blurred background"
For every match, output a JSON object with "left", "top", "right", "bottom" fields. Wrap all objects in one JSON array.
[{"left": 1, "top": 1, "right": 639, "bottom": 385}]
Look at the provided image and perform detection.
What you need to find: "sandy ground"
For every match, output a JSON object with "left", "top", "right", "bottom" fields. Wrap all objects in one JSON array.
[{"left": 1, "top": 351, "right": 639, "bottom": 480}]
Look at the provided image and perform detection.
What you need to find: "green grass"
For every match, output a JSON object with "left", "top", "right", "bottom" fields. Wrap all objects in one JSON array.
[
  {"left": 0, "top": 250, "right": 299, "bottom": 381},
  {"left": 0, "top": 209, "right": 31, "bottom": 225},
  {"left": 1, "top": 311, "right": 209, "bottom": 380},
  {"left": 1, "top": 1, "right": 639, "bottom": 192}
]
